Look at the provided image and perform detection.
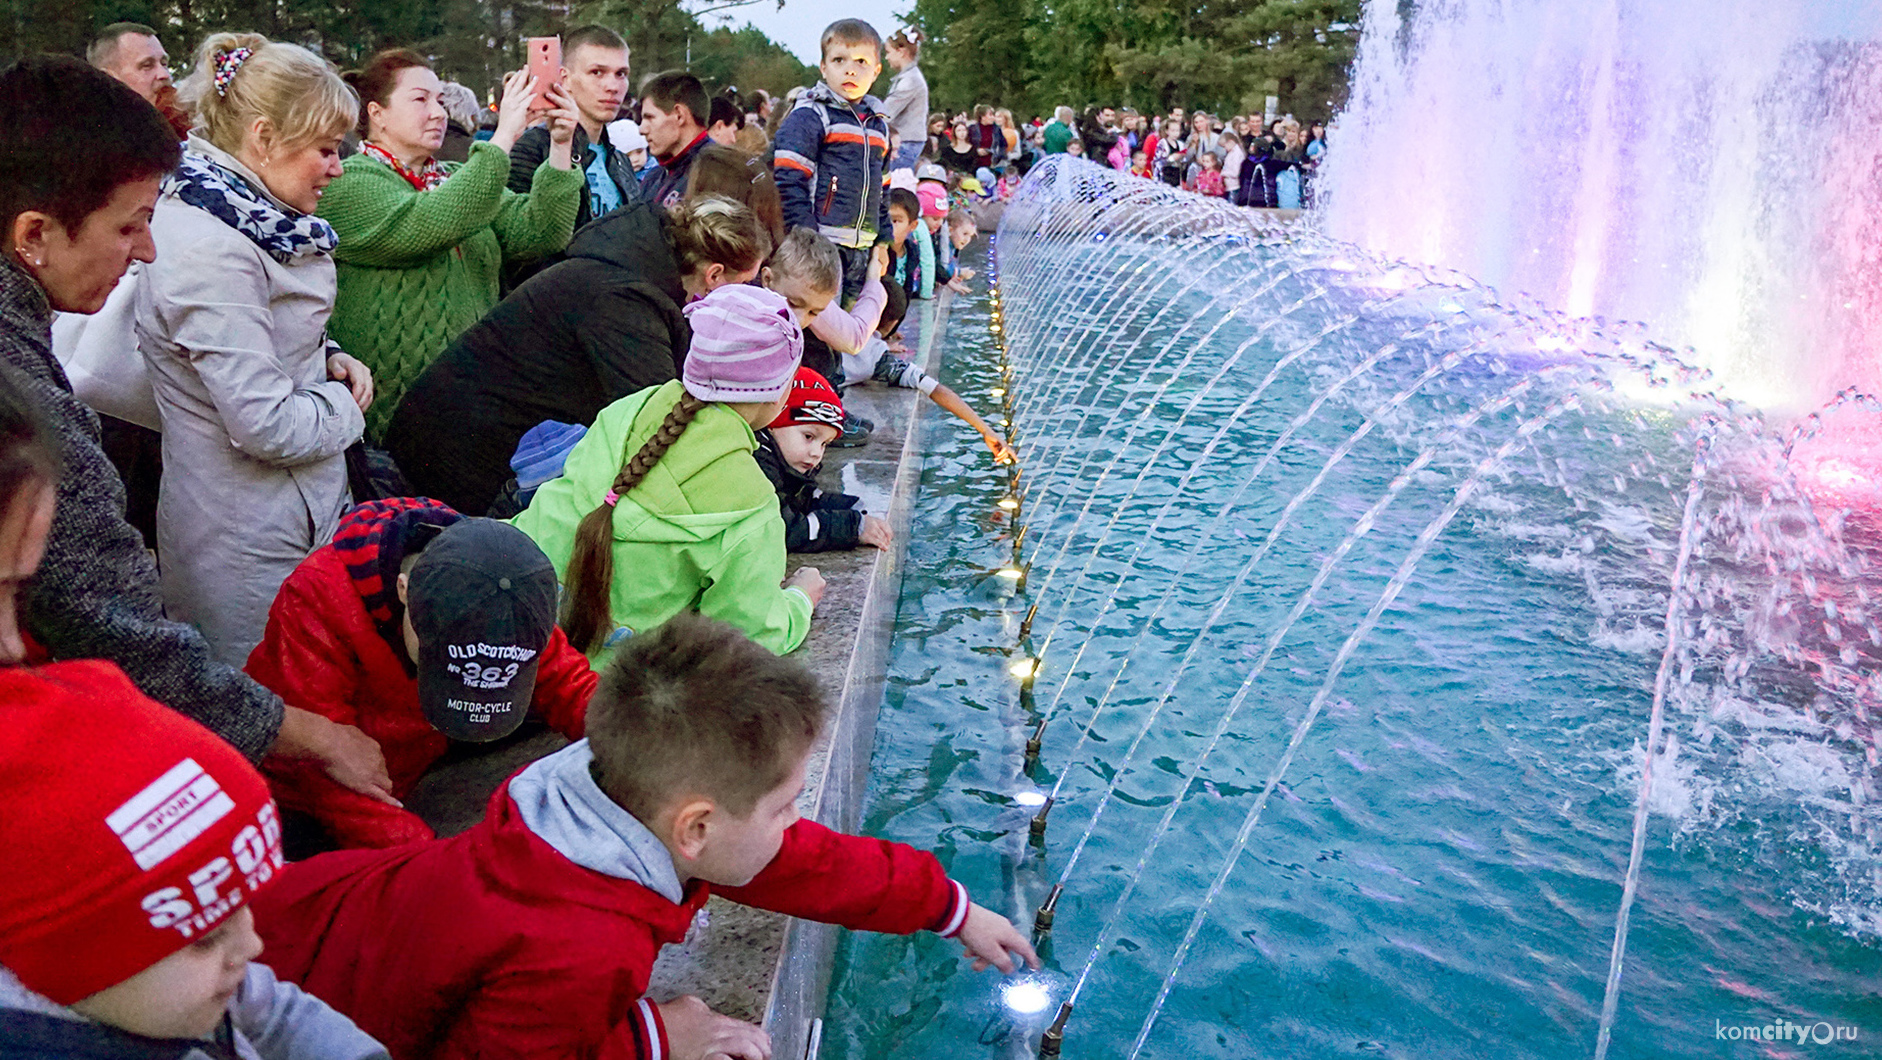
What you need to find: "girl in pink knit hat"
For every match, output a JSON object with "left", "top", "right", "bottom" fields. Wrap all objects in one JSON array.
[{"left": 511, "top": 284, "right": 825, "bottom": 659}]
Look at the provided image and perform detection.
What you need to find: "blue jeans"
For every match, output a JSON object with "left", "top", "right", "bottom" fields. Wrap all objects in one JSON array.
[{"left": 891, "top": 141, "right": 922, "bottom": 172}]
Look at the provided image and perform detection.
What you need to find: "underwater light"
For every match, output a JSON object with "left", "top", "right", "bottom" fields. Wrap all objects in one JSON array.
[
  {"left": 990, "top": 387, "right": 1006, "bottom": 398},
  {"left": 1002, "top": 980, "right": 1052, "bottom": 1016},
  {"left": 1014, "top": 789, "right": 1047, "bottom": 808},
  {"left": 996, "top": 565, "right": 1024, "bottom": 580},
  {"left": 998, "top": 496, "right": 1021, "bottom": 511},
  {"left": 1009, "top": 656, "right": 1039, "bottom": 679}
]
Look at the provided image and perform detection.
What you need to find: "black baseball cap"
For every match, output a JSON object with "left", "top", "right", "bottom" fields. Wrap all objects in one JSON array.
[{"left": 407, "top": 519, "right": 559, "bottom": 742}]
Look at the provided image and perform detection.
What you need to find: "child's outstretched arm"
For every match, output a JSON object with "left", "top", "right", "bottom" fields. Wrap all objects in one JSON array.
[
  {"left": 955, "top": 903, "right": 1042, "bottom": 974},
  {"left": 927, "top": 382, "right": 1016, "bottom": 464}
]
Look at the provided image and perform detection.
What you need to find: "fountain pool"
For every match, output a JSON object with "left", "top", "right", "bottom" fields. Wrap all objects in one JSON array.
[{"left": 817, "top": 161, "right": 1881, "bottom": 1058}]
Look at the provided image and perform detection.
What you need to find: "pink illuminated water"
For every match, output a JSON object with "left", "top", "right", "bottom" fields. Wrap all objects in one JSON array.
[{"left": 1322, "top": 0, "right": 1882, "bottom": 413}]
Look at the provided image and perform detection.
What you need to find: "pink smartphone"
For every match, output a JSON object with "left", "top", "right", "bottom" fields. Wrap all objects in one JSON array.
[{"left": 525, "top": 37, "right": 561, "bottom": 108}]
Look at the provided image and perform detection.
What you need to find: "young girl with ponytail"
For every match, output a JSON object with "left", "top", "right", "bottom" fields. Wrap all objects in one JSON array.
[{"left": 512, "top": 284, "right": 824, "bottom": 659}]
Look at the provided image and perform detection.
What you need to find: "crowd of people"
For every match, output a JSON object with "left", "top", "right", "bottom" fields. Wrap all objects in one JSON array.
[
  {"left": 0, "top": 16, "right": 1040, "bottom": 1060},
  {"left": 0, "top": 12, "right": 1320, "bottom": 1060}
]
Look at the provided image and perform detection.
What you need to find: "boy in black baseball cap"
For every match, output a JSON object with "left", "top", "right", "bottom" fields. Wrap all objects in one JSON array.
[{"left": 247, "top": 499, "right": 596, "bottom": 850}]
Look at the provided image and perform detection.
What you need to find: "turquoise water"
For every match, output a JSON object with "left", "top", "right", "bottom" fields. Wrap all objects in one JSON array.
[{"left": 822, "top": 214, "right": 1882, "bottom": 1059}]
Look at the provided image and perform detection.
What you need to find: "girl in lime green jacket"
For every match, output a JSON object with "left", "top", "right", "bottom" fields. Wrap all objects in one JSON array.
[{"left": 511, "top": 284, "right": 824, "bottom": 660}]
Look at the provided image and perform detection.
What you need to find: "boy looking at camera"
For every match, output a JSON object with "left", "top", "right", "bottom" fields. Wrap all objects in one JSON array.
[
  {"left": 771, "top": 19, "right": 893, "bottom": 416},
  {"left": 250, "top": 613, "right": 1038, "bottom": 1060}
]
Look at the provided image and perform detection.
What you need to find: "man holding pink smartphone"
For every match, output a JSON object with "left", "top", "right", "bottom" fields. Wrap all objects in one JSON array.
[{"left": 506, "top": 24, "right": 636, "bottom": 238}]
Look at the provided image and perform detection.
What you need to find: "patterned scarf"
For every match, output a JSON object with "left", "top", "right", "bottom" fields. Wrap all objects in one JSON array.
[
  {"left": 357, "top": 141, "right": 450, "bottom": 192},
  {"left": 169, "top": 151, "right": 337, "bottom": 266}
]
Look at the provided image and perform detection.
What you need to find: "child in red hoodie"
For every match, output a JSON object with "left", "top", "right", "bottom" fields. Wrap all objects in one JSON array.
[
  {"left": 251, "top": 612, "right": 1037, "bottom": 1060},
  {"left": 246, "top": 499, "right": 596, "bottom": 849}
]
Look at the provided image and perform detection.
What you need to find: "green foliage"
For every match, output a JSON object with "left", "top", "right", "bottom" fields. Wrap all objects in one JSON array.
[
  {"left": 0, "top": 0, "right": 813, "bottom": 105},
  {"left": 909, "top": 0, "right": 1360, "bottom": 120}
]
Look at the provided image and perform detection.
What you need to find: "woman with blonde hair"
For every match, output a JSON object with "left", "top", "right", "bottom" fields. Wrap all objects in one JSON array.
[
  {"left": 321, "top": 48, "right": 584, "bottom": 437},
  {"left": 135, "top": 33, "right": 371, "bottom": 666},
  {"left": 995, "top": 107, "right": 1021, "bottom": 164}
]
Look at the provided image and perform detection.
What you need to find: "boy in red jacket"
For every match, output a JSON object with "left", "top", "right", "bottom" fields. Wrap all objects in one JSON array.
[
  {"left": 246, "top": 499, "right": 595, "bottom": 849},
  {"left": 250, "top": 612, "right": 1038, "bottom": 1060}
]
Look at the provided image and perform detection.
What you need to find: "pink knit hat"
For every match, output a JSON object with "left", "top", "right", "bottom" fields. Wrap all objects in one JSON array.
[{"left": 682, "top": 284, "right": 804, "bottom": 403}]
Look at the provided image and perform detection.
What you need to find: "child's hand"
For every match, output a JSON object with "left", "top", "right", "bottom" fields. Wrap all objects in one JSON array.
[
  {"left": 984, "top": 434, "right": 1016, "bottom": 465},
  {"left": 946, "top": 276, "right": 971, "bottom": 294},
  {"left": 785, "top": 567, "right": 826, "bottom": 606},
  {"left": 870, "top": 244, "right": 890, "bottom": 281},
  {"left": 958, "top": 267, "right": 977, "bottom": 282},
  {"left": 859, "top": 514, "right": 893, "bottom": 550},
  {"left": 955, "top": 903, "right": 1041, "bottom": 974},
  {"left": 655, "top": 995, "right": 771, "bottom": 1060}
]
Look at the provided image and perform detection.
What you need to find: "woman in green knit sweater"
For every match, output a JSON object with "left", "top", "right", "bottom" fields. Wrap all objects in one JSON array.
[{"left": 323, "top": 49, "right": 585, "bottom": 437}]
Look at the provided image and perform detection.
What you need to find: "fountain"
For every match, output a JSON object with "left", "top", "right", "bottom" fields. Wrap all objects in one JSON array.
[
  {"left": 1320, "top": 0, "right": 1882, "bottom": 413},
  {"left": 811, "top": 5, "right": 1882, "bottom": 1057},
  {"left": 810, "top": 157, "right": 1881, "bottom": 1056}
]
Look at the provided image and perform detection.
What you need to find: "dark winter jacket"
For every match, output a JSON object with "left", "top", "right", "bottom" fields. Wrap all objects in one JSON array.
[
  {"left": 1079, "top": 116, "right": 1120, "bottom": 163},
  {"left": 246, "top": 499, "right": 594, "bottom": 849},
  {"left": 638, "top": 131, "right": 709, "bottom": 212},
  {"left": 1241, "top": 142, "right": 1298, "bottom": 209},
  {"left": 384, "top": 200, "right": 689, "bottom": 515},
  {"left": 507, "top": 122, "right": 638, "bottom": 234},
  {"left": 251, "top": 740, "right": 969, "bottom": 1060},
  {"left": 0, "top": 260, "right": 284, "bottom": 761},
  {"left": 772, "top": 82, "right": 894, "bottom": 250},
  {"left": 754, "top": 430, "right": 863, "bottom": 552}
]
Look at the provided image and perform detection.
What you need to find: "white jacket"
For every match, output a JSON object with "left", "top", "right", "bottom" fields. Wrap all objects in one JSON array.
[{"left": 135, "top": 137, "right": 364, "bottom": 666}]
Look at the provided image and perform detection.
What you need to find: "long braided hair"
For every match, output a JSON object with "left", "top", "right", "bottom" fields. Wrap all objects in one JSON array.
[{"left": 560, "top": 391, "right": 710, "bottom": 652}]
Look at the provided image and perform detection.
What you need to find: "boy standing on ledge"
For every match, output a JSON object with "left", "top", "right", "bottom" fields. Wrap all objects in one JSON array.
[
  {"left": 772, "top": 18, "right": 894, "bottom": 431},
  {"left": 250, "top": 614, "right": 1037, "bottom": 1060}
]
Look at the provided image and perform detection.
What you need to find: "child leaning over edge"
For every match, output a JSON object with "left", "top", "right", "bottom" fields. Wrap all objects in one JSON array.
[
  {"left": 0, "top": 662, "right": 387, "bottom": 1060},
  {"left": 247, "top": 502, "right": 595, "bottom": 851},
  {"left": 512, "top": 283, "right": 824, "bottom": 660},
  {"left": 762, "top": 227, "right": 1014, "bottom": 466},
  {"left": 755, "top": 366, "right": 893, "bottom": 553},
  {"left": 250, "top": 612, "right": 1038, "bottom": 1060}
]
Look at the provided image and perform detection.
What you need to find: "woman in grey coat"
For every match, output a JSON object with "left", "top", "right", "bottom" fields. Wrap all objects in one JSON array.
[{"left": 137, "top": 34, "right": 372, "bottom": 666}]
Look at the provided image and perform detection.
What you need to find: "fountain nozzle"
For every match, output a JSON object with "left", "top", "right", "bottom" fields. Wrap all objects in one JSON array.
[
  {"left": 1024, "top": 718, "right": 1047, "bottom": 766},
  {"left": 1029, "top": 796, "right": 1054, "bottom": 842},
  {"left": 1018, "top": 603, "right": 1039, "bottom": 642},
  {"left": 1039, "top": 1002, "right": 1072, "bottom": 1058},
  {"left": 1033, "top": 883, "right": 1063, "bottom": 933}
]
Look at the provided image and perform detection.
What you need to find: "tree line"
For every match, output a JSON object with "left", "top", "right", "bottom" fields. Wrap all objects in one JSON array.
[
  {"left": 905, "top": 0, "right": 1363, "bottom": 120},
  {"left": 0, "top": 0, "right": 816, "bottom": 103}
]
